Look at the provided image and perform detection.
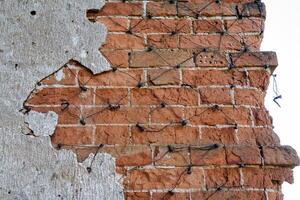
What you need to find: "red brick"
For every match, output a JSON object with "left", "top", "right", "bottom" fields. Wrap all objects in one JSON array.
[
  {"left": 95, "top": 88, "right": 129, "bottom": 105},
  {"left": 95, "top": 126, "right": 129, "bottom": 145},
  {"left": 200, "top": 87, "right": 232, "bottom": 104},
  {"left": 179, "top": 35, "right": 220, "bottom": 49},
  {"left": 248, "top": 70, "right": 270, "bottom": 90},
  {"left": 124, "top": 168, "right": 204, "bottom": 190},
  {"left": 100, "top": 145, "right": 152, "bottom": 166},
  {"left": 102, "top": 34, "right": 145, "bottom": 50},
  {"left": 27, "top": 87, "right": 93, "bottom": 105},
  {"left": 147, "top": 34, "right": 179, "bottom": 49},
  {"left": 130, "top": 49, "right": 194, "bottom": 68},
  {"left": 251, "top": 107, "right": 272, "bottom": 126},
  {"left": 52, "top": 126, "right": 93, "bottom": 145},
  {"left": 131, "top": 19, "right": 191, "bottom": 34},
  {"left": 235, "top": 88, "right": 263, "bottom": 106},
  {"left": 186, "top": 107, "right": 252, "bottom": 126},
  {"left": 263, "top": 146, "right": 300, "bottom": 167},
  {"left": 152, "top": 192, "right": 190, "bottom": 200},
  {"left": 131, "top": 88, "right": 198, "bottom": 106},
  {"left": 30, "top": 107, "right": 80, "bottom": 125},
  {"left": 238, "top": 1, "right": 266, "bottom": 17},
  {"left": 193, "top": 19, "right": 223, "bottom": 33},
  {"left": 151, "top": 107, "right": 184, "bottom": 123},
  {"left": 191, "top": 191, "right": 265, "bottom": 200},
  {"left": 41, "top": 67, "right": 77, "bottom": 86},
  {"left": 237, "top": 128, "right": 280, "bottom": 146},
  {"left": 242, "top": 167, "right": 294, "bottom": 189},
  {"left": 225, "top": 19, "right": 264, "bottom": 33},
  {"left": 125, "top": 192, "right": 150, "bottom": 200},
  {"left": 147, "top": 1, "right": 177, "bottom": 16},
  {"left": 148, "top": 69, "right": 180, "bottom": 86},
  {"left": 96, "top": 2, "right": 143, "bottom": 16},
  {"left": 195, "top": 52, "right": 228, "bottom": 67},
  {"left": 205, "top": 168, "right": 241, "bottom": 188},
  {"left": 131, "top": 125, "right": 200, "bottom": 145},
  {"left": 182, "top": 69, "right": 247, "bottom": 87},
  {"left": 83, "top": 107, "right": 149, "bottom": 125},
  {"left": 268, "top": 192, "right": 283, "bottom": 200},
  {"left": 153, "top": 146, "right": 190, "bottom": 166},
  {"left": 226, "top": 146, "right": 262, "bottom": 165},
  {"left": 101, "top": 50, "right": 129, "bottom": 68},
  {"left": 97, "top": 17, "right": 128, "bottom": 32},
  {"left": 231, "top": 52, "right": 277, "bottom": 68},
  {"left": 191, "top": 146, "right": 227, "bottom": 165},
  {"left": 178, "top": 2, "right": 236, "bottom": 17},
  {"left": 78, "top": 68, "right": 145, "bottom": 87},
  {"left": 201, "top": 128, "right": 237, "bottom": 145}
]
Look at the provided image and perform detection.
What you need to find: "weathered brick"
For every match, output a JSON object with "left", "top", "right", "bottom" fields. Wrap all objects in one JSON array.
[
  {"left": 263, "top": 146, "right": 300, "bottom": 167},
  {"left": 153, "top": 145, "right": 190, "bottom": 166},
  {"left": 97, "top": 17, "right": 129, "bottom": 32},
  {"left": 151, "top": 107, "right": 184, "bottom": 123},
  {"left": 193, "top": 19, "right": 223, "bottom": 33},
  {"left": 130, "top": 49, "right": 194, "bottom": 68},
  {"left": 95, "top": 88, "right": 129, "bottom": 105},
  {"left": 148, "top": 69, "right": 180, "bottom": 86},
  {"left": 191, "top": 191, "right": 265, "bottom": 200},
  {"left": 102, "top": 34, "right": 145, "bottom": 50},
  {"left": 191, "top": 146, "right": 227, "bottom": 165},
  {"left": 95, "top": 126, "right": 129, "bottom": 145},
  {"left": 101, "top": 50, "right": 129, "bottom": 68},
  {"left": 226, "top": 145, "right": 262, "bottom": 165},
  {"left": 251, "top": 107, "right": 272, "bottom": 126},
  {"left": 200, "top": 87, "right": 232, "bottom": 104},
  {"left": 124, "top": 167, "right": 204, "bottom": 190},
  {"left": 147, "top": 1, "right": 177, "bottom": 17},
  {"left": 231, "top": 52, "right": 277, "bottom": 68},
  {"left": 100, "top": 145, "right": 152, "bottom": 166},
  {"left": 41, "top": 67, "right": 77, "bottom": 86},
  {"left": 152, "top": 192, "right": 190, "bottom": 200},
  {"left": 201, "top": 127, "right": 237, "bottom": 145},
  {"left": 225, "top": 18, "right": 264, "bottom": 33},
  {"left": 131, "top": 19, "right": 191, "bottom": 34},
  {"left": 237, "top": 128, "right": 280, "bottom": 146},
  {"left": 125, "top": 192, "right": 150, "bottom": 200},
  {"left": 205, "top": 168, "right": 241, "bottom": 188},
  {"left": 147, "top": 34, "right": 179, "bottom": 49},
  {"left": 52, "top": 126, "right": 93, "bottom": 145},
  {"left": 178, "top": 2, "right": 236, "bottom": 17},
  {"left": 235, "top": 88, "right": 263, "bottom": 106},
  {"left": 248, "top": 70, "right": 270, "bottom": 90},
  {"left": 186, "top": 107, "right": 252, "bottom": 126},
  {"left": 78, "top": 68, "right": 145, "bottom": 87},
  {"left": 131, "top": 88, "right": 198, "bottom": 106},
  {"left": 195, "top": 52, "right": 228, "bottom": 67},
  {"left": 96, "top": 2, "right": 143, "bottom": 16},
  {"left": 182, "top": 69, "right": 247, "bottom": 87},
  {"left": 242, "top": 167, "right": 294, "bottom": 189},
  {"left": 83, "top": 107, "right": 149, "bottom": 124},
  {"left": 27, "top": 87, "right": 93, "bottom": 105},
  {"left": 131, "top": 125, "right": 200, "bottom": 145}
]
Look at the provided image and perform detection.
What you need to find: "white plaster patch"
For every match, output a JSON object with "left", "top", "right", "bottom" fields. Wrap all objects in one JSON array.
[
  {"left": 55, "top": 70, "right": 64, "bottom": 82},
  {"left": 24, "top": 111, "right": 58, "bottom": 137}
]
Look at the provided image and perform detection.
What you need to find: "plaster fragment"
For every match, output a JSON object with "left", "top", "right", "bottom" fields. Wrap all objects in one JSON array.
[{"left": 24, "top": 111, "right": 58, "bottom": 137}]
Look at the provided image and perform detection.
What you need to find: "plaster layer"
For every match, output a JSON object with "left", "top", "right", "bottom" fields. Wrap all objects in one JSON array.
[{"left": 0, "top": 0, "right": 123, "bottom": 199}]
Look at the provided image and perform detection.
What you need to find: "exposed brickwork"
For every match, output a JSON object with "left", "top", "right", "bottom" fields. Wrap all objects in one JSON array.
[{"left": 24, "top": 0, "right": 299, "bottom": 199}]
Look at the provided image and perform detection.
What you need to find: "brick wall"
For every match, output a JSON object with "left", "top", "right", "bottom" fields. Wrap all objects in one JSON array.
[{"left": 24, "top": 0, "right": 299, "bottom": 199}]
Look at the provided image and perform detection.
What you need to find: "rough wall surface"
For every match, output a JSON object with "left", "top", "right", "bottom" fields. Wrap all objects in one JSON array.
[{"left": 0, "top": 0, "right": 299, "bottom": 200}]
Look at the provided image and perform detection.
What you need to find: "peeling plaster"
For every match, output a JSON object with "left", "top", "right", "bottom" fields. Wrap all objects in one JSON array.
[{"left": 0, "top": 0, "right": 124, "bottom": 199}]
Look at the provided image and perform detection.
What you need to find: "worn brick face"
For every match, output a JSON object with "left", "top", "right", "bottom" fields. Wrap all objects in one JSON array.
[{"left": 24, "top": 0, "right": 299, "bottom": 199}]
